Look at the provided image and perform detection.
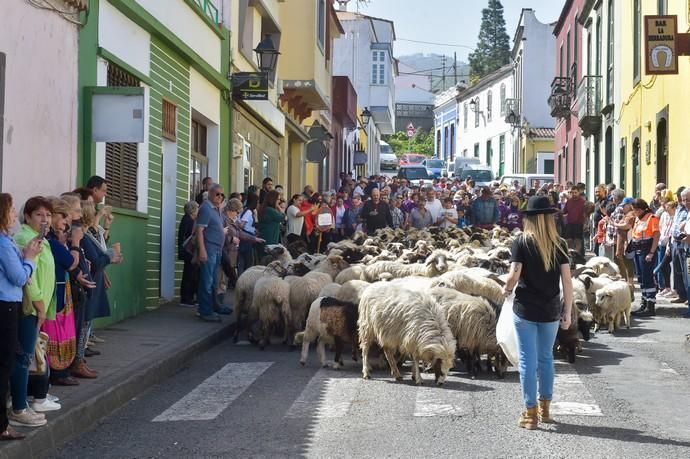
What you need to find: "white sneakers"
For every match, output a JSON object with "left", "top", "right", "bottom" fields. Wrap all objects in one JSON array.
[
  {"left": 8, "top": 409, "right": 47, "bottom": 427},
  {"left": 30, "top": 398, "right": 62, "bottom": 412}
]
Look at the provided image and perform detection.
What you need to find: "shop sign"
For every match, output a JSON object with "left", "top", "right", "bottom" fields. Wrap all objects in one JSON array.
[
  {"left": 232, "top": 72, "right": 268, "bottom": 100},
  {"left": 645, "top": 16, "right": 678, "bottom": 75}
]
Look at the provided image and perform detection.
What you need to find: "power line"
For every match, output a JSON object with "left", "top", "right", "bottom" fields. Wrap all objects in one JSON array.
[{"left": 397, "top": 37, "right": 475, "bottom": 50}]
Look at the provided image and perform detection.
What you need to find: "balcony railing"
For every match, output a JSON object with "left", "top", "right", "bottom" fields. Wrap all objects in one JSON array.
[
  {"left": 548, "top": 77, "right": 572, "bottom": 119},
  {"left": 192, "top": 0, "right": 219, "bottom": 24},
  {"left": 577, "top": 75, "right": 602, "bottom": 137},
  {"left": 503, "top": 98, "right": 521, "bottom": 126}
]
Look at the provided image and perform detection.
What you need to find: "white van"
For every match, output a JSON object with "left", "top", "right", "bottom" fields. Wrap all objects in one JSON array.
[
  {"left": 454, "top": 157, "right": 481, "bottom": 178},
  {"left": 444, "top": 159, "right": 455, "bottom": 178},
  {"left": 459, "top": 164, "right": 494, "bottom": 188},
  {"left": 499, "top": 174, "right": 554, "bottom": 190}
]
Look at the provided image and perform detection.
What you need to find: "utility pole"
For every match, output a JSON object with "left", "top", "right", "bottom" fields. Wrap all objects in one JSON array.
[
  {"left": 441, "top": 55, "right": 446, "bottom": 92},
  {"left": 454, "top": 52, "right": 457, "bottom": 86}
]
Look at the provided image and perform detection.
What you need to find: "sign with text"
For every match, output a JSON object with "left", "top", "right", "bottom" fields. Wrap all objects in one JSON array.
[
  {"left": 232, "top": 72, "right": 269, "bottom": 100},
  {"left": 645, "top": 15, "right": 678, "bottom": 75}
]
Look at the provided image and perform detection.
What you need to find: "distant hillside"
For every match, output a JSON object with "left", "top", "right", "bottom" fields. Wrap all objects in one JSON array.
[{"left": 398, "top": 53, "right": 470, "bottom": 94}]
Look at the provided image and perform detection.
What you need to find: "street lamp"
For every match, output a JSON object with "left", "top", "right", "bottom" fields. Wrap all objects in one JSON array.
[
  {"left": 360, "top": 107, "right": 372, "bottom": 127},
  {"left": 469, "top": 97, "right": 481, "bottom": 113},
  {"left": 254, "top": 34, "right": 280, "bottom": 73}
]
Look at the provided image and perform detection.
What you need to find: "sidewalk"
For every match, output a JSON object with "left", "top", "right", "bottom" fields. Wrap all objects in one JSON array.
[{"left": 0, "top": 302, "right": 235, "bottom": 459}]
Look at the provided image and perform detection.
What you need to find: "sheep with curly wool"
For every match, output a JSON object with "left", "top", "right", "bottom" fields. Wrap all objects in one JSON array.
[
  {"left": 284, "top": 271, "right": 334, "bottom": 347},
  {"left": 311, "top": 254, "right": 350, "bottom": 279},
  {"left": 251, "top": 276, "right": 290, "bottom": 350},
  {"left": 593, "top": 280, "right": 632, "bottom": 333},
  {"left": 296, "top": 296, "right": 359, "bottom": 368},
  {"left": 358, "top": 283, "right": 456, "bottom": 385},
  {"left": 428, "top": 287, "right": 507, "bottom": 378},
  {"left": 233, "top": 261, "right": 287, "bottom": 343},
  {"left": 431, "top": 270, "right": 505, "bottom": 310},
  {"left": 335, "top": 279, "right": 370, "bottom": 306}
]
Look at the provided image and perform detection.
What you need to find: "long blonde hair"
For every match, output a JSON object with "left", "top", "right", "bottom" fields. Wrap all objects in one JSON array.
[{"left": 522, "top": 213, "right": 568, "bottom": 272}]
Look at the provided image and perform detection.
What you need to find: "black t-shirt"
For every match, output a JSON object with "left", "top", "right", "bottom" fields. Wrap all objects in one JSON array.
[{"left": 511, "top": 235, "right": 569, "bottom": 322}]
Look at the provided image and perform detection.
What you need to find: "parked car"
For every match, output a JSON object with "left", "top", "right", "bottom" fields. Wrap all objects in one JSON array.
[
  {"left": 453, "top": 157, "right": 481, "bottom": 179},
  {"left": 399, "top": 153, "right": 426, "bottom": 167},
  {"left": 459, "top": 165, "right": 494, "bottom": 188},
  {"left": 423, "top": 158, "right": 446, "bottom": 179},
  {"left": 499, "top": 174, "right": 554, "bottom": 190},
  {"left": 380, "top": 152, "right": 398, "bottom": 170},
  {"left": 397, "top": 165, "right": 432, "bottom": 182}
]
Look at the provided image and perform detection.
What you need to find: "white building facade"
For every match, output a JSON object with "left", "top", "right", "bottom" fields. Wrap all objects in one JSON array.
[
  {"left": 433, "top": 85, "right": 462, "bottom": 164},
  {"left": 333, "top": 9, "right": 396, "bottom": 175},
  {"left": 511, "top": 8, "right": 557, "bottom": 173},
  {"left": 0, "top": 0, "right": 85, "bottom": 204},
  {"left": 457, "top": 65, "right": 516, "bottom": 178}
]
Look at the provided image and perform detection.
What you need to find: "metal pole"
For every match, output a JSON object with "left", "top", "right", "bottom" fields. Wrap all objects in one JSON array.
[{"left": 454, "top": 52, "right": 457, "bottom": 85}]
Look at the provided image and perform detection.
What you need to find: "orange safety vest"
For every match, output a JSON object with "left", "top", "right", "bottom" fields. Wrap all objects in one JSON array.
[{"left": 633, "top": 212, "right": 659, "bottom": 241}]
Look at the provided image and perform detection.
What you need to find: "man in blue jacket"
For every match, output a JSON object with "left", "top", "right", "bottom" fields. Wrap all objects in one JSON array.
[{"left": 471, "top": 187, "right": 499, "bottom": 229}]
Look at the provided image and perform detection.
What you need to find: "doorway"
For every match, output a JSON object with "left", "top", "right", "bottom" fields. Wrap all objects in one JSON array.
[
  {"left": 160, "top": 139, "right": 178, "bottom": 300},
  {"left": 632, "top": 138, "right": 641, "bottom": 198},
  {"left": 656, "top": 119, "right": 668, "bottom": 185}
]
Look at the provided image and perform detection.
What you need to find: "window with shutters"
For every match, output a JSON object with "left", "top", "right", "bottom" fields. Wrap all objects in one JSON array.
[
  {"left": 105, "top": 62, "right": 140, "bottom": 210},
  {"left": 162, "top": 99, "right": 177, "bottom": 141},
  {"left": 190, "top": 119, "right": 209, "bottom": 200}
]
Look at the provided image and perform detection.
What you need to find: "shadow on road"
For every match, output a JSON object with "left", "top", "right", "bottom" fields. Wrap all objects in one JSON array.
[
  {"left": 571, "top": 341, "right": 632, "bottom": 374},
  {"left": 551, "top": 422, "right": 690, "bottom": 448}
]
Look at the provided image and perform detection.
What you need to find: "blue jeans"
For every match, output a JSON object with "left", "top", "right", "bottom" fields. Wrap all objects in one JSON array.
[
  {"left": 654, "top": 244, "right": 670, "bottom": 290},
  {"left": 672, "top": 245, "right": 687, "bottom": 300},
  {"left": 633, "top": 250, "right": 657, "bottom": 303},
  {"left": 513, "top": 314, "right": 559, "bottom": 408},
  {"left": 10, "top": 314, "right": 38, "bottom": 411},
  {"left": 197, "top": 246, "right": 222, "bottom": 317}
]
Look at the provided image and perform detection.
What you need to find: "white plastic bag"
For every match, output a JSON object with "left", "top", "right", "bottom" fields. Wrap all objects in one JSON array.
[{"left": 496, "top": 294, "right": 519, "bottom": 367}]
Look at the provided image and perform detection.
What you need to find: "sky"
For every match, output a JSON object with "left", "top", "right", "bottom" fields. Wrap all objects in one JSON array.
[{"left": 355, "top": 0, "right": 565, "bottom": 61}]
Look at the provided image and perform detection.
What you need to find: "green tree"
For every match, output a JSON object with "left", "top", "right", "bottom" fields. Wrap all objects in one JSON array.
[
  {"left": 384, "top": 129, "right": 434, "bottom": 157},
  {"left": 468, "top": 0, "right": 511, "bottom": 80}
]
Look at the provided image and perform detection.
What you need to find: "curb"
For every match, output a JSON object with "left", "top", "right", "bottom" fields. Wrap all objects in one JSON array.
[{"left": 0, "top": 320, "right": 235, "bottom": 459}]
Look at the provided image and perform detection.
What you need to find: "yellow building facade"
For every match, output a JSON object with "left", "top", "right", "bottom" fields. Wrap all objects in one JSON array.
[{"left": 618, "top": 0, "right": 690, "bottom": 197}]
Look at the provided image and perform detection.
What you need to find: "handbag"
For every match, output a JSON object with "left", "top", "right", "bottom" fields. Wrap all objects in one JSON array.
[
  {"left": 29, "top": 331, "right": 49, "bottom": 375},
  {"left": 496, "top": 294, "right": 519, "bottom": 367},
  {"left": 42, "top": 281, "right": 77, "bottom": 371},
  {"left": 624, "top": 240, "right": 636, "bottom": 259}
]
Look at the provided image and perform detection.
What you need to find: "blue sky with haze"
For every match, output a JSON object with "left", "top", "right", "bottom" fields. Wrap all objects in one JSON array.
[{"left": 356, "top": 0, "right": 565, "bottom": 61}]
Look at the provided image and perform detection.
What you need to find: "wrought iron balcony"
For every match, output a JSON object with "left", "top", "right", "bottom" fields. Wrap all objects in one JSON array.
[
  {"left": 548, "top": 77, "right": 572, "bottom": 119},
  {"left": 503, "top": 98, "right": 521, "bottom": 127},
  {"left": 577, "top": 75, "right": 602, "bottom": 137}
]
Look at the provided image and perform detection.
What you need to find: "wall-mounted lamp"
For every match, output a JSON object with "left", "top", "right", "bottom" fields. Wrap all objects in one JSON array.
[
  {"left": 469, "top": 97, "right": 482, "bottom": 114},
  {"left": 254, "top": 34, "right": 280, "bottom": 73},
  {"left": 360, "top": 107, "right": 372, "bottom": 127}
]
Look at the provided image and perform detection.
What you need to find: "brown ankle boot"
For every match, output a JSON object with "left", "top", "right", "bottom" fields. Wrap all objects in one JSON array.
[
  {"left": 71, "top": 361, "right": 98, "bottom": 379},
  {"left": 538, "top": 399, "right": 555, "bottom": 424},
  {"left": 518, "top": 406, "right": 538, "bottom": 430}
]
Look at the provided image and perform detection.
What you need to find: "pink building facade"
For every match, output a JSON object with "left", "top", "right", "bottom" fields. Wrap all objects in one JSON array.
[{"left": 550, "top": 0, "right": 585, "bottom": 185}]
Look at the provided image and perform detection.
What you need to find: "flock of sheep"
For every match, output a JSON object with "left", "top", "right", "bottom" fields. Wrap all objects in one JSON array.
[{"left": 231, "top": 225, "right": 632, "bottom": 385}]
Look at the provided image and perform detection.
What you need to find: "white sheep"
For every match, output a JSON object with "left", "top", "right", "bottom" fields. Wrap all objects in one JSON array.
[
  {"left": 251, "top": 276, "right": 290, "bottom": 350},
  {"left": 319, "top": 283, "right": 342, "bottom": 299},
  {"left": 285, "top": 271, "right": 333, "bottom": 347},
  {"left": 335, "top": 265, "right": 364, "bottom": 284},
  {"left": 594, "top": 280, "right": 632, "bottom": 333},
  {"left": 233, "top": 261, "right": 286, "bottom": 343},
  {"left": 311, "top": 254, "right": 350, "bottom": 279},
  {"left": 361, "top": 251, "right": 449, "bottom": 282},
  {"left": 336, "top": 279, "right": 370, "bottom": 306},
  {"left": 585, "top": 256, "right": 621, "bottom": 277},
  {"left": 358, "top": 283, "right": 456, "bottom": 385},
  {"left": 431, "top": 270, "right": 505, "bottom": 309},
  {"left": 429, "top": 287, "right": 506, "bottom": 378}
]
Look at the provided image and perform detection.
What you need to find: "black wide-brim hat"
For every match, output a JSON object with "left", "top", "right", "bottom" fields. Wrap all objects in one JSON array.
[{"left": 523, "top": 195, "right": 558, "bottom": 215}]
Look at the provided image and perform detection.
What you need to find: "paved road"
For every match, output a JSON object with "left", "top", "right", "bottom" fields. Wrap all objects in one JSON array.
[{"left": 52, "top": 300, "right": 690, "bottom": 459}]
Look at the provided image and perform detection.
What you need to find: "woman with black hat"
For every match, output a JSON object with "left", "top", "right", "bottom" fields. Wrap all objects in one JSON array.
[{"left": 503, "top": 195, "right": 573, "bottom": 430}]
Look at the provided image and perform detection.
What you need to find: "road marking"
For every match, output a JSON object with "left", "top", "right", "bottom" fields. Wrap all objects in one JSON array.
[
  {"left": 285, "top": 369, "right": 362, "bottom": 419},
  {"left": 414, "top": 381, "right": 471, "bottom": 417},
  {"left": 551, "top": 363, "right": 603, "bottom": 416},
  {"left": 152, "top": 362, "right": 273, "bottom": 422},
  {"left": 660, "top": 362, "right": 679, "bottom": 376},
  {"left": 601, "top": 337, "right": 657, "bottom": 344}
]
